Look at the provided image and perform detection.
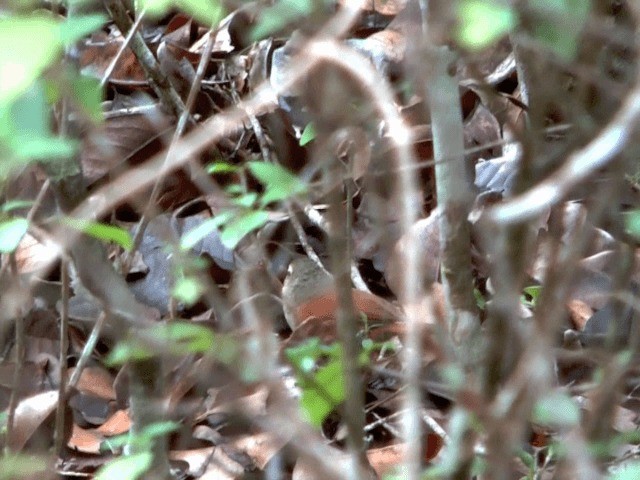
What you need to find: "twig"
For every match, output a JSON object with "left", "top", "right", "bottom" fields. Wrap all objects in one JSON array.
[
  {"left": 488, "top": 71, "right": 640, "bottom": 224},
  {"left": 103, "top": 0, "right": 185, "bottom": 117},
  {"left": 5, "top": 256, "right": 25, "bottom": 454},
  {"left": 100, "top": 8, "right": 147, "bottom": 89},
  {"left": 122, "top": 26, "right": 217, "bottom": 275},
  {"left": 54, "top": 257, "right": 70, "bottom": 454}
]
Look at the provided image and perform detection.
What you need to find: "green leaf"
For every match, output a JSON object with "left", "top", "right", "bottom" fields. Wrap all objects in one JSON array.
[
  {"left": 251, "top": 0, "right": 315, "bottom": 40},
  {"left": 299, "top": 357, "right": 345, "bottom": 426},
  {"left": 10, "top": 136, "right": 78, "bottom": 160},
  {"left": 232, "top": 193, "right": 259, "bottom": 208},
  {"left": 220, "top": 210, "right": 270, "bottom": 249},
  {"left": 624, "top": 210, "right": 640, "bottom": 239},
  {"left": 522, "top": 285, "right": 542, "bottom": 308},
  {"left": 206, "top": 161, "right": 239, "bottom": 174},
  {"left": 0, "top": 16, "right": 61, "bottom": 103},
  {"left": 6, "top": 82, "right": 50, "bottom": 141},
  {"left": 180, "top": 214, "right": 230, "bottom": 250},
  {"left": 95, "top": 452, "right": 152, "bottom": 480},
  {"left": 100, "top": 421, "right": 178, "bottom": 454},
  {"left": 138, "top": 0, "right": 224, "bottom": 25},
  {"left": 155, "top": 322, "right": 216, "bottom": 354},
  {"left": 609, "top": 462, "right": 640, "bottom": 480},
  {"left": 456, "top": 0, "right": 516, "bottom": 50},
  {"left": 70, "top": 74, "right": 103, "bottom": 123},
  {"left": 0, "top": 218, "right": 28, "bottom": 253},
  {"left": 286, "top": 340, "right": 346, "bottom": 427},
  {"left": 0, "top": 455, "right": 48, "bottom": 480},
  {"left": 176, "top": 0, "right": 225, "bottom": 26},
  {"left": 529, "top": 0, "right": 591, "bottom": 61},
  {"left": 532, "top": 391, "right": 580, "bottom": 427},
  {"left": 173, "top": 276, "right": 204, "bottom": 306},
  {"left": 299, "top": 122, "right": 316, "bottom": 146},
  {"left": 58, "top": 14, "right": 106, "bottom": 46},
  {"left": 61, "top": 217, "right": 133, "bottom": 251},
  {"left": 285, "top": 338, "right": 323, "bottom": 371},
  {"left": 1, "top": 200, "right": 33, "bottom": 213},
  {"left": 0, "top": 14, "right": 103, "bottom": 104},
  {"left": 104, "top": 341, "right": 153, "bottom": 366},
  {"left": 247, "top": 161, "right": 307, "bottom": 206}
]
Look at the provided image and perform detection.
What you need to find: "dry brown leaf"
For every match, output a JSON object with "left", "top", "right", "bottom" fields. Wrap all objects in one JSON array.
[{"left": 8, "top": 390, "right": 58, "bottom": 451}]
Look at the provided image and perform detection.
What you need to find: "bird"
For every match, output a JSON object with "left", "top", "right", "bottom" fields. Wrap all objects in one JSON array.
[{"left": 281, "top": 257, "right": 404, "bottom": 343}]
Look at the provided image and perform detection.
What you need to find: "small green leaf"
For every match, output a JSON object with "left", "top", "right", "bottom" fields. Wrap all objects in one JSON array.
[
  {"left": 176, "top": 0, "right": 225, "bottom": 26},
  {"left": 529, "top": 0, "right": 591, "bottom": 61},
  {"left": 0, "top": 16, "right": 61, "bottom": 103},
  {"left": 1, "top": 200, "right": 33, "bottom": 213},
  {"left": 532, "top": 391, "right": 580, "bottom": 427},
  {"left": 247, "top": 161, "right": 307, "bottom": 206},
  {"left": 609, "top": 462, "right": 640, "bottom": 480},
  {"left": 232, "top": 192, "right": 258, "bottom": 208},
  {"left": 104, "top": 341, "right": 153, "bottom": 366},
  {"left": 300, "top": 358, "right": 344, "bottom": 426},
  {"left": 95, "top": 452, "right": 152, "bottom": 480},
  {"left": 522, "top": 285, "right": 542, "bottom": 308},
  {"left": 624, "top": 210, "right": 640, "bottom": 238},
  {"left": 173, "top": 277, "right": 203, "bottom": 306},
  {"left": 473, "top": 288, "right": 486, "bottom": 310},
  {"left": 10, "top": 136, "right": 78, "bottom": 160},
  {"left": 137, "top": 0, "right": 224, "bottom": 24},
  {"left": 58, "top": 14, "right": 106, "bottom": 46},
  {"left": 456, "top": 0, "right": 516, "bottom": 50},
  {"left": 299, "top": 122, "right": 316, "bottom": 146},
  {"left": 70, "top": 73, "right": 103, "bottom": 123},
  {"left": 251, "top": 0, "right": 315, "bottom": 40},
  {"left": 0, "top": 218, "right": 28, "bottom": 253},
  {"left": 100, "top": 421, "right": 178, "bottom": 453},
  {"left": 0, "top": 455, "right": 48, "bottom": 480},
  {"left": 61, "top": 217, "right": 133, "bottom": 251},
  {"left": 220, "top": 210, "right": 270, "bottom": 249},
  {"left": 206, "top": 161, "right": 239, "bottom": 174},
  {"left": 156, "top": 322, "right": 216, "bottom": 354},
  {"left": 180, "top": 214, "right": 230, "bottom": 250}
]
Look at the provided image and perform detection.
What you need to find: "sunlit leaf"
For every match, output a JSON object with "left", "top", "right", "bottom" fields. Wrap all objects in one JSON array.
[
  {"left": 176, "top": 0, "right": 225, "bottom": 26},
  {"left": 0, "top": 16, "right": 60, "bottom": 103},
  {"left": 529, "top": 0, "right": 591, "bottom": 61},
  {"left": 609, "top": 462, "right": 640, "bottom": 480},
  {"left": 251, "top": 0, "right": 315, "bottom": 40},
  {"left": 299, "top": 357, "right": 344, "bottom": 426},
  {"left": 624, "top": 210, "right": 640, "bottom": 239},
  {"left": 0, "top": 217, "right": 28, "bottom": 253},
  {"left": 101, "top": 421, "right": 178, "bottom": 452},
  {"left": 232, "top": 192, "right": 258, "bottom": 208},
  {"left": 206, "top": 161, "right": 239, "bottom": 174},
  {"left": 138, "top": 0, "right": 224, "bottom": 25},
  {"left": 155, "top": 322, "right": 216, "bottom": 354},
  {"left": 532, "top": 391, "right": 580, "bottom": 427},
  {"left": 95, "top": 452, "right": 152, "bottom": 480},
  {"left": 0, "top": 455, "right": 48, "bottom": 480},
  {"left": 70, "top": 73, "right": 103, "bottom": 123},
  {"left": 456, "top": 0, "right": 516, "bottom": 50},
  {"left": 180, "top": 214, "right": 231, "bottom": 250},
  {"left": 299, "top": 122, "right": 316, "bottom": 146},
  {"left": 61, "top": 217, "right": 133, "bottom": 251},
  {"left": 104, "top": 341, "right": 153, "bottom": 366},
  {"left": 220, "top": 210, "right": 270, "bottom": 249},
  {"left": 1, "top": 200, "right": 33, "bottom": 213},
  {"left": 173, "top": 276, "right": 204, "bottom": 306},
  {"left": 58, "top": 14, "right": 106, "bottom": 45},
  {"left": 10, "top": 136, "right": 78, "bottom": 160},
  {"left": 247, "top": 161, "right": 307, "bottom": 206}
]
